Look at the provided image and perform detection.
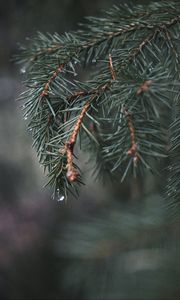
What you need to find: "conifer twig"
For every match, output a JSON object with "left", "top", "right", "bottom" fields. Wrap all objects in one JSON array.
[
  {"left": 61, "top": 97, "right": 95, "bottom": 182},
  {"left": 124, "top": 110, "right": 138, "bottom": 165},
  {"left": 109, "top": 53, "right": 116, "bottom": 80},
  {"left": 61, "top": 53, "right": 117, "bottom": 182},
  {"left": 41, "top": 64, "right": 65, "bottom": 97},
  {"left": 31, "top": 44, "right": 63, "bottom": 62}
]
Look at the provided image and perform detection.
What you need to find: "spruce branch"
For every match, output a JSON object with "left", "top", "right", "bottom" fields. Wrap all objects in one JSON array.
[
  {"left": 40, "top": 64, "right": 65, "bottom": 97},
  {"left": 17, "top": 1, "right": 180, "bottom": 202}
]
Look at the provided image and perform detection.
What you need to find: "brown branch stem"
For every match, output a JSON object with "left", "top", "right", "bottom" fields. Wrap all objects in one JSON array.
[
  {"left": 124, "top": 109, "right": 138, "bottom": 164},
  {"left": 136, "top": 80, "right": 152, "bottom": 96},
  {"left": 62, "top": 96, "right": 95, "bottom": 182},
  {"left": 40, "top": 64, "right": 65, "bottom": 97},
  {"left": 109, "top": 53, "right": 116, "bottom": 80}
]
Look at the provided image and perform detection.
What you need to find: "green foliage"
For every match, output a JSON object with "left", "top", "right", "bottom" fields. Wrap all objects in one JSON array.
[{"left": 17, "top": 1, "right": 180, "bottom": 207}]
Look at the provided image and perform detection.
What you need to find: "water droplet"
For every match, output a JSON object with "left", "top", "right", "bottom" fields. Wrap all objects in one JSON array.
[
  {"left": 55, "top": 188, "right": 65, "bottom": 202},
  {"left": 58, "top": 195, "right": 65, "bottom": 202},
  {"left": 24, "top": 116, "right": 28, "bottom": 120},
  {"left": 20, "top": 67, "right": 26, "bottom": 74},
  {"left": 74, "top": 73, "right": 78, "bottom": 77},
  {"left": 149, "top": 66, "right": 154, "bottom": 72},
  {"left": 104, "top": 149, "right": 109, "bottom": 153},
  {"left": 92, "top": 58, "right": 97, "bottom": 63}
]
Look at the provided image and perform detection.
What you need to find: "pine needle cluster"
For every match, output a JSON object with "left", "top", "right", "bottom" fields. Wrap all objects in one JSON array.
[{"left": 17, "top": 1, "right": 180, "bottom": 207}]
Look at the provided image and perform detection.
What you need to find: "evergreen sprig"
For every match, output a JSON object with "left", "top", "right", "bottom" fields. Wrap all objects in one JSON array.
[{"left": 17, "top": 1, "right": 180, "bottom": 203}]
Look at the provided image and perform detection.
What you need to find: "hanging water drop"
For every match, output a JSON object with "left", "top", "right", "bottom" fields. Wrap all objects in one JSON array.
[
  {"left": 92, "top": 58, "right": 97, "bottom": 63},
  {"left": 55, "top": 188, "right": 65, "bottom": 202}
]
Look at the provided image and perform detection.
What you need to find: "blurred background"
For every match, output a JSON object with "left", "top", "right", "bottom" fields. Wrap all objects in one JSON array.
[{"left": 1, "top": 0, "right": 180, "bottom": 299}]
